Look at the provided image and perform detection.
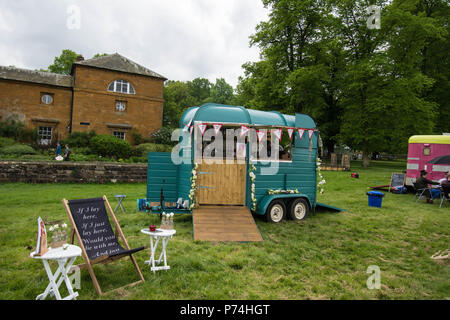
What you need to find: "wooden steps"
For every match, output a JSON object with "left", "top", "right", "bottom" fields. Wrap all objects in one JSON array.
[{"left": 193, "top": 205, "right": 263, "bottom": 242}]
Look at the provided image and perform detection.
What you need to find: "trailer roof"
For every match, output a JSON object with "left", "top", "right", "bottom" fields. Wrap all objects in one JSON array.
[
  {"left": 409, "top": 135, "right": 450, "bottom": 144},
  {"left": 179, "top": 103, "right": 315, "bottom": 129}
]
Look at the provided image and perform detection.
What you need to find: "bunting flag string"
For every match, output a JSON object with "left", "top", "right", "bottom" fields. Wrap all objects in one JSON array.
[
  {"left": 198, "top": 123, "right": 207, "bottom": 136},
  {"left": 272, "top": 128, "right": 282, "bottom": 141},
  {"left": 257, "top": 130, "right": 266, "bottom": 143},
  {"left": 308, "top": 129, "right": 314, "bottom": 140},
  {"left": 287, "top": 128, "right": 294, "bottom": 140},
  {"left": 213, "top": 123, "right": 222, "bottom": 135},
  {"left": 298, "top": 128, "right": 305, "bottom": 141},
  {"left": 240, "top": 125, "right": 250, "bottom": 137},
  {"left": 183, "top": 118, "right": 192, "bottom": 132}
]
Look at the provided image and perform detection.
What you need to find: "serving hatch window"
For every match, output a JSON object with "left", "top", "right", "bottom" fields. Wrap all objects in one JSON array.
[{"left": 194, "top": 123, "right": 293, "bottom": 162}]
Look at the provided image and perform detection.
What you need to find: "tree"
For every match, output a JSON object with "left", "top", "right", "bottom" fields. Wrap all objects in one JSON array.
[
  {"left": 163, "top": 81, "right": 197, "bottom": 127},
  {"left": 187, "top": 78, "right": 212, "bottom": 104},
  {"left": 46, "top": 49, "right": 81, "bottom": 75},
  {"left": 206, "top": 78, "right": 235, "bottom": 105}
]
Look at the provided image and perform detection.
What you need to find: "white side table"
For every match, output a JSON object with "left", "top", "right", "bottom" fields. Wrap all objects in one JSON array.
[
  {"left": 30, "top": 245, "right": 81, "bottom": 300},
  {"left": 141, "top": 228, "right": 176, "bottom": 273}
]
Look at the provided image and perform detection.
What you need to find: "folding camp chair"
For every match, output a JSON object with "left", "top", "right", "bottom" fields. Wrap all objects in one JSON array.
[
  {"left": 439, "top": 184, "right": 450, "bottom": 208},
  {"left": 63, "top": 195, "right": 145, "bottom": 295},
  {"left": 413, "top": 182, "right": 431, "bottom": 203}
]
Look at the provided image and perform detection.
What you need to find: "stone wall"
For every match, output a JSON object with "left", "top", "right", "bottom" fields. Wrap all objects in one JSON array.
[{"left": 0, "top": 161, "right": 147, "bottom": 183}]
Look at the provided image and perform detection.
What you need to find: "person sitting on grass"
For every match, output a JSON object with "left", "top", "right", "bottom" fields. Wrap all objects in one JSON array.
[{"left": 416, "top": 170, "right": 440, "bottom": 204}]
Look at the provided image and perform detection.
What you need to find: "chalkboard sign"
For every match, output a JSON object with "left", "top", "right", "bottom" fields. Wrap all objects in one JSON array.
[
  {"left": 68, "top": 198, "right": 123, "bottom": 260},
  {"left": 390, "top": 173, "right": 406, "bottom": 189}
]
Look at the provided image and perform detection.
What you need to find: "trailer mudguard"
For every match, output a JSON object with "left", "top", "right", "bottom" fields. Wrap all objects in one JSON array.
[{"left": 255, "top": 194, "right": 312, "bottom": 216}]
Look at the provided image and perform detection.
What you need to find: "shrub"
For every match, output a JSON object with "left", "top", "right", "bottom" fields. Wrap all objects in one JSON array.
[
  {"left": 132, "top": 143, "right": 173, "bottom": 156},
  {"left": 0, "top": 144, "right": 37, "bottom": 155},
  {"left": 0, "top": 137, "right": 16, "bottom": 148},
  {"left": 61, "top": 131, "right": 96, "bottom": 148},
  {"left": 149, "top": 127, "right": 177, "bottom": 146},
  {"left": 90, "top": 135, "right": 132, "bottom": 159},
  {"left": 0, "top": 116, "right": 38, "bottom": 143}
]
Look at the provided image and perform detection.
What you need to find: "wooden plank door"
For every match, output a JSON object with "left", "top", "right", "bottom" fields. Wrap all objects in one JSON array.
[{"left": 197, "top": 161, "right": 246, "bottom": 205}]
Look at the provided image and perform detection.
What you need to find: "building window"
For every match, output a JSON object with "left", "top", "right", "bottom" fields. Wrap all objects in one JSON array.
[
  {"left": 108, "top": 80, "right": 135, "bottom": 94},
  {"left": 113, "top": 131, "right": 126, "bottom": 140},
  {"left": 115, "top": 101, "right": 127, "bottom": 112},
  {"left": 41, "top": 93, "right": 54, "bottom": 104},
  {"left": 38, "top": 126, "right": 53, "bottom": 145}
]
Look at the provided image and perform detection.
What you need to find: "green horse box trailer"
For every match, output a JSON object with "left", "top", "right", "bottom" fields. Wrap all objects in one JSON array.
[{"left": 138, "top": 103, "right": 340, "bottom": 223}]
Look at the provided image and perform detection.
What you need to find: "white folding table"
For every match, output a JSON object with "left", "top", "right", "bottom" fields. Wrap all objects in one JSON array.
[
  {"left": 141, "top": 228, "right": 176, "bottom": 273},
  {"left": 30, "top": 245, "right": 81, "bottom": 300}
]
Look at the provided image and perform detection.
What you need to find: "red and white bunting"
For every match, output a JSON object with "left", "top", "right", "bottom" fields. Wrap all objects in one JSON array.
[
  {"left": 257, "top": 130, "right": 266, "bottom": 143},
  {"left": 198, "top": 123, "right": 207, "bottom": 136},
  {"left": 287, "top": 128, "right": 294, "bottom": 140},
  {"left": 298, "top": 128, "right": 305, "bottom": 140},
  {"left": 189, "top": 125, "right": 193, "bottom": 134},
  {"left": 308, "top": 129, "right": 315, "bottom": 140},
  {"left": 183, "top": 119, "right": 192, "bottom": 132},
  {"left": 240, "top": 125, "right": 250, "bottom": 137},
  {"left": 213, "top": 123, "right": 222, "bottom": 135},
  {"left": 272, "top": 128, "right": 282, "bottom": 141}
]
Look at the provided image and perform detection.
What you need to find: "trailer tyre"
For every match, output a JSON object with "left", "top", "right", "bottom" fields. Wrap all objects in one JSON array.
[
  {"left": 265, "top": 200, "right": 286, "bottom": 223},
  {"left": 289, "top": 198, "right": 309, "bottom": 221}
]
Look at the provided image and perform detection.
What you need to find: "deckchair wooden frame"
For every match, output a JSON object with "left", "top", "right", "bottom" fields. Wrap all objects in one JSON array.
[{"left": 63, "top": 195, "right": 145, "bottom": 295}]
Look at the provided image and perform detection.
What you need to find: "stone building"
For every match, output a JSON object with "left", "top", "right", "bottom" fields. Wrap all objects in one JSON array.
[{"left": 0, "top": 53, "right": 166, "bottom": 144}]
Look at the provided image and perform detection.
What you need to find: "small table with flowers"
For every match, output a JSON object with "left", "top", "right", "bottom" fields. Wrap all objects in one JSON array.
[
  {"left": 30, "top": 244, "right": 81, "bottom": 300},
  {"left": 141, "top": 228, "right": 176, "bottom": 273}
]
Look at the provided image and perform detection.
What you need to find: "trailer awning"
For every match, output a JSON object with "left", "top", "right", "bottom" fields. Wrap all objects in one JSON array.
[{"left": 180, "top": 103, "right": 316, "bottom": 129}]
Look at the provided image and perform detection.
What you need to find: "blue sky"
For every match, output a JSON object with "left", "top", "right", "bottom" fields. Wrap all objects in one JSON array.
[{"left": 0, "top": 0, "right": 268, "bottom": 87}]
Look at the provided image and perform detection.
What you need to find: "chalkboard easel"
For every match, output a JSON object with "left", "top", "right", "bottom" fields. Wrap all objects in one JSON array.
[
  {"left": 63, "top": 195, "right": 144, "bottom": 295},
  {"left": 390, "top": 172, "right": 406, "bottom": 189}
]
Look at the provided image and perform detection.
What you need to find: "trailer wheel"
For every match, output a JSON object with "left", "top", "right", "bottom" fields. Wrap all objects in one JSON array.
[
  {"left": 288, "top": 198, "right": 309, "bottom": 221},
  {"left": 265, "top": 200, "right": 286, "bottom": 223}
]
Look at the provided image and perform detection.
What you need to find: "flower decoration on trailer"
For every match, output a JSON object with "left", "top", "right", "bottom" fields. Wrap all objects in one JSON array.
[
  {"left": 188, "top": 162, "right": 199, "bottom": 210},
  {"left": 317, "top": 157, "right": 326, "bottom": 194},
  {"left": 267, "top": 189, "right": 300, "bottom": 195},
  {"left": 249, "top": 163, "right": 257, "bottom": 211}
]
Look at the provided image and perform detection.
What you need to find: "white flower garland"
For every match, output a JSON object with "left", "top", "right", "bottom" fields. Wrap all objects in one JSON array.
[
  {"left": 267, "top": 189, "right": 300, "bottom": 195},
  {"left": 188, "top": 162, "right": 199, "bottom": 210},
  {"left": 249, "top": 163, "right": 257, "bottom": 211},
  {"left": 317, "top": 157, "right": 326, "bottom": 194}
]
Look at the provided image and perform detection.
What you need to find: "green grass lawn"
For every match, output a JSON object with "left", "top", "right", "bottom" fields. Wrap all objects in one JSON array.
[{"left": 0, "top": 160, "right": 448, "bottom": 300}]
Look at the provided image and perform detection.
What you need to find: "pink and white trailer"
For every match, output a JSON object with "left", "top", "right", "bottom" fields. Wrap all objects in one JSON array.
[{"left": 406, "top": 135, "right": 450, "bottom": 187}]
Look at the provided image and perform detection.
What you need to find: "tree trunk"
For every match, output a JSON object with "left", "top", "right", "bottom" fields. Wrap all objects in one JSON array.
[{"left": 362, "top": 151, "right": 370, "bottom": 168}]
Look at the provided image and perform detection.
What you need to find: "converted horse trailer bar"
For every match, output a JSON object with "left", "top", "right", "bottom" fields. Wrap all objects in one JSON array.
[{"left": 140, "top": 103, "right": 333, "bottom": 223}]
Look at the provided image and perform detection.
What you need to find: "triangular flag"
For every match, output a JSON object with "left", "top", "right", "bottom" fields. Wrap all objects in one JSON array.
[
  {"left": 298, "top": 128, "right": 305, "bottom": 140},
  {"left": 183, "top": 118, "right": 192, "bottom": 132},
  {"left": 198, "top": 123, "right": 207, "bottom": 136},
  {"left": 240, "top": 125, "right": 250, "bottom": 137},
  {"left": 213, "top": 123, "right": 222, "bottom": 135},
  {"left": 257, "top": 130, "right": 266, "bottom": 143},
  {"left": 287, "top": 128, "right": 294, "bottom": 139},
  {"left": 273, "top": 129, "right": 282, "bottom": 141},
  {"left": 308, "top": 129, "right": 314, "bottom": 139}
]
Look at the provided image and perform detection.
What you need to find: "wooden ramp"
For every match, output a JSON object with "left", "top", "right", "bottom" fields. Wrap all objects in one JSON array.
[{"left": 193, "top": 206, "right": 263, "bottom": 242}]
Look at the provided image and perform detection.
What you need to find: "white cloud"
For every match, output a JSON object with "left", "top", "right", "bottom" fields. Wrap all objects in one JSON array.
[{"left": 0, "top": 0, "right": 268, "bottom": 87}]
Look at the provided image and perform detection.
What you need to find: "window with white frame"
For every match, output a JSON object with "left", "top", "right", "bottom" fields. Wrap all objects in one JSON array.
[
  {"left": 41, "top": 93, "right": 54, "bottom": 104},
  {"left": 38, "top": 126, "right": 53, "bottom": 145},
  {"left": 108, "top": 80, "right": 135, "bottom": 94},
  {"left": 113, "top": 131, "right": 126, "bottom": 140}
]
